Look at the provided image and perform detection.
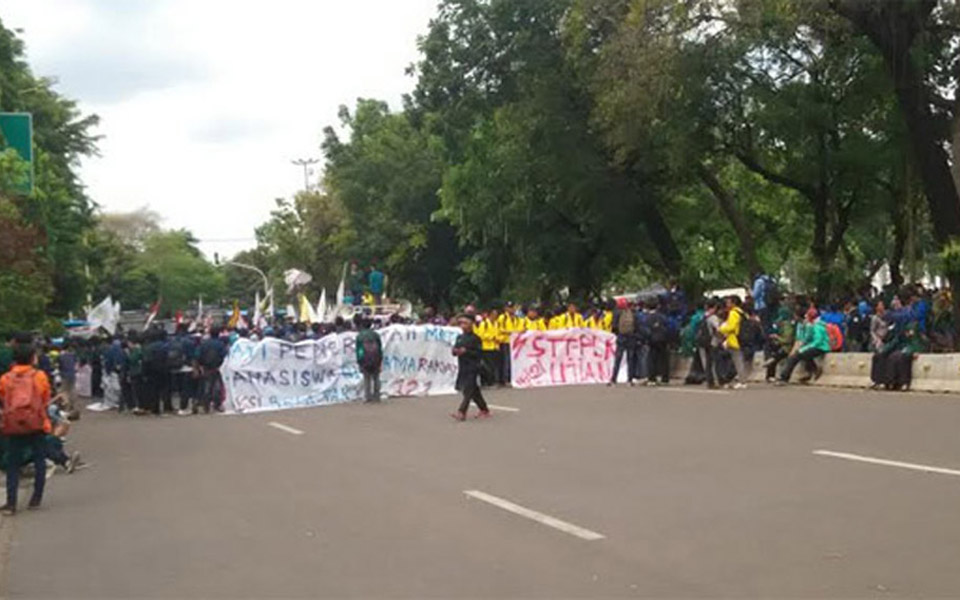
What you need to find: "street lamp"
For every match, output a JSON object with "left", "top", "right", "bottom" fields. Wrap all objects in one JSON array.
[
  {"left": 214, "top": 254, "right": 272, "bottom": 312},
  {"left": 291, "top": 158, "right": 319, "bottom": 192}
]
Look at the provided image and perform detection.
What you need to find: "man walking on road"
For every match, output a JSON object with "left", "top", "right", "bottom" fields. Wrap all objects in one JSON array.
[
  {"left": 1, "top": 336, "right": 52, "bottom": 515},
  {"left": 451, "top": 315, "right": 490, "bottom": 421},
  {"left": 356, "top": 319, "right": 383, "bottom": 403}
]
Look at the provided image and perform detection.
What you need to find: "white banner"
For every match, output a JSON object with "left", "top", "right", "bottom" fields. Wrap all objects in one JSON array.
[
  {"left": 223, "top": 325, "right": 461, "bottom": 414},
  {"left": 510, "top": 328, "right": 625, "bottom": 388}
]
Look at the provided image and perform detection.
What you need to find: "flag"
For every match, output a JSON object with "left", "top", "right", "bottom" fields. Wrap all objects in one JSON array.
[
  {"left": 267, "top": 288, "right": 275, "bottom": 319},
  {"left": 284, "top": 268, "right": 313, "bottom": 293},
  {"left": 298, "top": 293, "right": 319, "bottom": 324},
  {"left": 336, "top": 263, "right": 347, "bottom": 306},
  {"left": 317, "top": 289, "right": 328, "bottom": 323},
  {"left": 144, "top": 299, "right": 161, "bottom": 331},
  {"left": 175, "top": 310, "right": 183, "bottom": 327},
  {"left": 87, "top": 296, "right": 119, "bottom": 335},
  {"left": 253, "top": 290, "right": 262, "bottom": 329},
  {"left": 227, "top": 300, "right": 240, "bottom": 329},
  {"left": 286, "top": 303, "right": 298, "bottom": 323},
  {"left": 190, "top": 296, "right": 203, "bottom": 332}
]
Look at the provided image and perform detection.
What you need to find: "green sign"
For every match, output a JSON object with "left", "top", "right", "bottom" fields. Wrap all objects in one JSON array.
[{"left": 0, "top": 112, "right": 34, "bottom": 195}]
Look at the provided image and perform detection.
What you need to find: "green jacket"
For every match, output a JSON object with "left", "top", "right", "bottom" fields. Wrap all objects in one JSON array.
[{"left": 799, "top": 321, "right": 831, "bottom": 354}]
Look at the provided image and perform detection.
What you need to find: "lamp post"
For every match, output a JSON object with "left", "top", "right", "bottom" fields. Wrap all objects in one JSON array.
[{"left": 291, "top": 158, "right": 319, "bottom": 192}]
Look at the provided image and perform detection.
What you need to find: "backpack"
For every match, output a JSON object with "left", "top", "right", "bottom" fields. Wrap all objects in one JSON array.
[
  {"left": 825, "top": 322, "right": 844, "bottom": 352},
  {"left": 198, "top": 341, "right": 224, "bottom": 369},
  {"left": 761, "top": 276, "right": 779, "bottom": 306},
  {"left": 359, "top": 334, "right": 382, "bottom": 372},
  {"left": 617, "top": 310, "right": 635, "bottom": 335},
  {"left": 695, "top": 317, "right": 713, "bottom": 347},
  {"left": 648, "top": 313, "right": 668, "bottom": 344},
  {"left": 2, "top": 369, "right": 46, "bottom": 435},
  {"left": 738, "top": 317, "right": 761, "bottom": 350},
  {"left": 167, "top": 343, "right": 185, "bottom": 371},
  {"left": 143, "top": 342, "right": 168, "bottom": 374}
]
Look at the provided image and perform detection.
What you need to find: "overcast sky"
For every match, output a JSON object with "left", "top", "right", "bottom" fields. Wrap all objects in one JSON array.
[{"left": 2, "top": 0, "right": 439, "bottom": 258}]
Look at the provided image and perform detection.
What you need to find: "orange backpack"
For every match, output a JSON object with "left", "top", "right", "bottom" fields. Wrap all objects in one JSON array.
[
  {"left": 824, "top": 322, "right": 844, "bottom": 352},
  {"left": 2, "top": 369, "right": 46, "bottom": 435}
]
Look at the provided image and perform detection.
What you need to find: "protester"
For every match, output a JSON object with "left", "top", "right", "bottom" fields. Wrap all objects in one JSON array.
[
  {"left": 368, "top": 263, "right": 385, "bottom": 305},
  {"left": 645, "top": 297, "right": 671, "bottom": 386},
  {"left": 355, "top": 318, "right": 383, "bottom": 402},
  {"left": 608, "top": 299, "right": 638, "bottom": 386},
  {"left": 718, "top": 295, "right": 748, "bottom": 389},
  {"left": 869, "top": 300, "right": 890, "bottom": 353},
  {"left": 777, "top": 308, "right": 830, "bottom": 385},
  {"left": 348, "top": 261, "right": 365, "bottom": 307},
  {"left": 763, "top": 306, "right": 798, "bottom": 382},
  {"left": 696, "top": 298, "right": 723, "bottom": 389},
  {"left": 496, "top": 303, "right": 520, "bottom": 385},
  {"left": 451, "top": 315, "right": 490, "bottom": 421},
  {"left": 57, "top": 342, "right": 78, "bottom": 409},
  {"left": 195, "top": 326, "right": 228, "bottom": 413},
  {"left": 0, "top": 336, "right": 52, "bottom": 515}
]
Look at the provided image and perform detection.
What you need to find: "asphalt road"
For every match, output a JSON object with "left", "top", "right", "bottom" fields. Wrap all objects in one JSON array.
[{"left": 2, "top": 384, "right": 960, "bottom": 598}]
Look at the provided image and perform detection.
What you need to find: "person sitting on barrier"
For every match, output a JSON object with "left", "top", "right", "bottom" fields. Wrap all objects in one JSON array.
[
  {"left": 870, "top": 317, "right": 925, "bottom": 391},
  {"left": 763, "top": 305, "right": 798, "bottom": 383},
  {"left": 776, "top": 308, "right": 829, "bottom": 385}
]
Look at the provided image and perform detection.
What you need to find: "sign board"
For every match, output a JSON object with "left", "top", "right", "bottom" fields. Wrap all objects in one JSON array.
[
  {"left": 0, "top": 112, "right": 34, "bottom": 194},
  {"left": 510, "top": 328, "right": 626, "bottom": 388}
]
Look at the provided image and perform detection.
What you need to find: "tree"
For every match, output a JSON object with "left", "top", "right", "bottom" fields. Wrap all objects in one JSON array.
[
  {"left": 322, "top": 99, "right": 464, "bottom": 307},
  {"left": 0, "top": 18, "right": 100, "bottom": 319}
]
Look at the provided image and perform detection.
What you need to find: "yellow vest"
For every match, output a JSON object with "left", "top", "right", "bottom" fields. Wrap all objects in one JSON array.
[
  {"left": 523, "top": 317, "right": 546, "bottom": 331},
  {"left": 585, "top": 315, "right": 599, "bottom": 330},
  {"left": 475, "top": 319, "right": 500, "bottom": 351},
  {"left": 602, "top": 310, "right": 613, "bottom": 332},
  {"left": 560, "top": 312, "right": 585, "bottom": 329},
  {"left": 496, "top": 313, "right": 520, "bottom": 344}
]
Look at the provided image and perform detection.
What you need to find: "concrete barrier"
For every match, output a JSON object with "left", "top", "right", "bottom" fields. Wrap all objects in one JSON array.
[{"left": 668, "top": 351, "right": 960, "bottom": 393}]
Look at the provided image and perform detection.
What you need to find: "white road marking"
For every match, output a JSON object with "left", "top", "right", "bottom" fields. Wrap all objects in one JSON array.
[
  {"left": 488, "top": 404, "right": 520, "bottom": 412},
  {"left": 268, "top": 422, "right": 304, "bottom": 436},
  {"left": 813, "top": 450, "right": 960, "bottom": 477},
  {"left": 464, "top": 490, "right": 605, "bottom": 541}
]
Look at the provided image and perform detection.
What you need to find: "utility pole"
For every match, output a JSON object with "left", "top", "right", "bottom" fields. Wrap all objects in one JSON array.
[{"left": 291, "top": 158, "right": 319, "bottom": 192}]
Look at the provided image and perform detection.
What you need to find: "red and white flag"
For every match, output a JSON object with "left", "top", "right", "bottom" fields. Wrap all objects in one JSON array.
[{"left": 144, "top": 299, "right": 161, "bottom": 331}]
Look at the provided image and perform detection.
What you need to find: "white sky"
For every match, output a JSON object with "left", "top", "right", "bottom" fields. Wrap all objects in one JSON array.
[{"left": 2, "top": 0, "right": 438, "bottom": 258}]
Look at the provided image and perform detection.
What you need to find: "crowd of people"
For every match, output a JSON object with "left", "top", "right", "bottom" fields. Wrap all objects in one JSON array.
[{"left": 0, "top": 273, "right": 955, "bottom": 513}]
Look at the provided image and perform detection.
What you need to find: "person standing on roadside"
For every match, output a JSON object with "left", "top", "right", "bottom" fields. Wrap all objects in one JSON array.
[
  {"left": 196, "top": 327, "right": 228, "bottom": 413},
  {"left": 475, "top": 308, "right": 501, "bottom": 386},
  {"left": 608, "top": 299, "right": 638, "bottom": 386},
  {"left": 355, "top": 318, "right": 383, "bottom": 403},
  {"left": 496, "top": 303, "right": 520, "bottom": 386},
  {"left": 696, "top": 298, "right": 723, "bottom": 389},
  {"left": 451, "top": 315, "right": 490, "bottom": 421},
  {"left": 1, "top": 335, "right": 52, "bottom": 515},
  {"left": 57, "top": 342, "right": 78, "bottom": 410},
  {"left": 718, "top": 295, "right": 748, "bottom": 389},
  {"left": 645, "top": 297, "right": 671, "bottom": 386},
  {"left": 348, "top": 261, "right": 365, "bottom": 307}
]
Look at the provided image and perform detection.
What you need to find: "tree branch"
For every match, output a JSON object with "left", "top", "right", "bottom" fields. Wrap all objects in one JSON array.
[{"left": 734, "top": 151, "right": 818, "bottom": 200}]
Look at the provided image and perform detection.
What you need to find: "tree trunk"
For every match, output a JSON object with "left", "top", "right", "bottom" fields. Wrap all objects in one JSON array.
[
  {"left": 811, "top": 192, "right": 830, "bottom": 303},
  {"left": 890, "top": 213, "right": 906, "bottom": 289},
  {"left": 639, "top": 198, "right": 683, "bottom": 276},
  {"left": 696, "top": 164, "right": 762, "bottom": 277}
]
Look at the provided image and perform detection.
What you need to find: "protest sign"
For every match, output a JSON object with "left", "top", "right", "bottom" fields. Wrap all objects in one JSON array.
[
  {"left": 222, "top": 324, "right": 461, "bottom": 414},
  {"left": 510, "top": 328, "right": 625, "bottom": 388}
]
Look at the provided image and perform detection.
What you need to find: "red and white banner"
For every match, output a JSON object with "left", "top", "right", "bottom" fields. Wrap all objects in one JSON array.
[{"left": 510, "top": 328, "right": 625, "bottom": 388}]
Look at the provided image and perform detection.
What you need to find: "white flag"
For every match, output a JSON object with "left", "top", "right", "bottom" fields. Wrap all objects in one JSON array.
[
  {"left": 286, "top": 303, "right": 298, "bottom": 323},
  {"left": 253, "top": 290, "right": 262, "bottom": 328},
  {"left": 284, "top": 268, "right": 313, "bottom": 293},
  {"left": 336, "top": 263, "right": 346, "bottom": 306},
  {"left": 316, "top": 289, "right": 327, "bottom": 323},
  {"left": 87, "top": 296, "right": 118, "bottom": 335}
]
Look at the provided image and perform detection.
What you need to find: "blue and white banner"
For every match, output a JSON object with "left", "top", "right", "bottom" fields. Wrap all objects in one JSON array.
[{"left": 222, "top": 325, "right": 461, "bottom": 414}]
